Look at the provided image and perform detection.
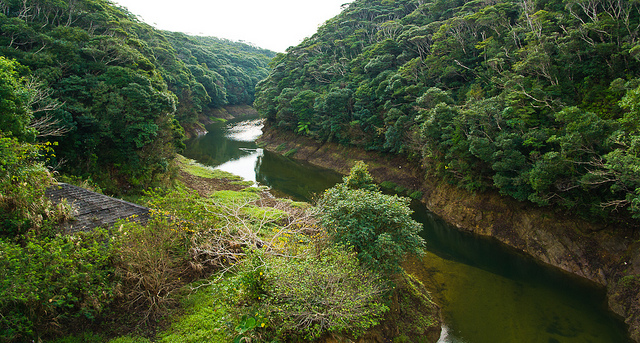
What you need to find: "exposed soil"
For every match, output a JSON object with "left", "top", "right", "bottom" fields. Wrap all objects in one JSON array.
[
  {"left": 258, "top": 125, "right": 640, "bottom": 342},
  {"left": 177, "top": 170, "right": 244, "bottom": 197}
]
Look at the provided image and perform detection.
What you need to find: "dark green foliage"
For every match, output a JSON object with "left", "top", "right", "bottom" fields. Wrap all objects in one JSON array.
[
  {"left": 318, "top": 163, "right": 425, "bottom": 275},
  {"left": 254, "top": 0, "right": 640, "bottom": 223},
  {"left": 0, "top": 0, "right": 274, "bottom": 193}
]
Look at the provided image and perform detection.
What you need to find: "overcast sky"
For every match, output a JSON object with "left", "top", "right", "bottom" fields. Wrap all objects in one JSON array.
[{"left": 111, "top": 0, "right": 353, "bottom": 52}]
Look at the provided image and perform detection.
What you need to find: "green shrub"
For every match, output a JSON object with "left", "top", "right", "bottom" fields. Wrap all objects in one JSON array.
[
  {"left": 0, "top": 137, "right": 59, "bottom": 239},
  {"left": 409, "top": 191, "right": 423, "bottom": 200},
  {"left": 275, "top": 143, "right": 287, "bottom": 152},
  {"left": 394, "top": 185, "right": 407, "bottom": 194},
  {"left": 237, "top": 250, "right": 267, "bottom": 302},
  {"left": 380, "top": 181, "right": 398, "bottom": 190},
  {"left": 264, "top": 246, "right": 388, "bottom": 340},
  {"left": 0, "top": 229, "right": 117, "bottom": 342},
  {"left": 318, "top": 163, "right": 425, "bottom": 275},
  {"left": 343, "top": 161, "right": 379, "bottom": 192}
]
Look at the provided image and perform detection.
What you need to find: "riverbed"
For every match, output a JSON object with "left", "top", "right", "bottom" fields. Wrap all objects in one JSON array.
[{"left": 183, "top": 115, "right": 631, "bottom": 343}]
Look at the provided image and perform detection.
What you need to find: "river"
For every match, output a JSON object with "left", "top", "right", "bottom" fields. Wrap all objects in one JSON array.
[{"left": 183, "top": 115, "right": 631, "bottom": 343}]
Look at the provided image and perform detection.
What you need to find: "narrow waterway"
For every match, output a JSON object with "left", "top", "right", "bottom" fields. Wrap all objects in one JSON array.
[{"left": 183, "top": 115, "right": 631, "bottom": 343}]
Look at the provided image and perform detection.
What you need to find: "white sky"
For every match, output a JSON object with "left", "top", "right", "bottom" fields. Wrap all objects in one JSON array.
[{"left": 111, "top": 0, "right": 353, "bottom": 52}]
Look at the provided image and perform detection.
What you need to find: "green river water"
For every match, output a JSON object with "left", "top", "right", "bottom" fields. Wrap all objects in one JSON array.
[{"left": 183, "top": 116, "right": 631, "bottom": 343}]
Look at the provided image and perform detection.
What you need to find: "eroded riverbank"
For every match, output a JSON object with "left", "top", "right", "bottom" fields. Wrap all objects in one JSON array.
[{"left": 257, "top": 125, "right": 640, "bottom": 342}]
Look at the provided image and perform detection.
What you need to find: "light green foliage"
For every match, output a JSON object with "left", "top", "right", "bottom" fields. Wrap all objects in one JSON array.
[
  {"left": 241, "top": 206, "right": 288, "bottom": 222},
  {"left": 157, "top": 277, "right": 238, "bottom": 343},
  {"left": 343, "top": 161, "right": 379, "bottom": 192},
  {"left": 211, "top": 190, "right": 261, "bottom": 203},
  {"left": 178, "top": 156, "right": 242, "bottom": 180},
  {"left": 0, "top": 230, "right": 117, "bottom": 342},
  {"left": 263, "top": 246, "right": 389, "bottom": 340},
  {"left": 0, "top": 137, "right": 60, "bottom": 238},
  {"left": 0, "top": 57, "right": 36, "bottom": 142},
  {"left": 283, "top": 148, "right": 297, "bottom": 157},
  {"left": 319, "top": 163, "right": 425, "bottom": 275}
]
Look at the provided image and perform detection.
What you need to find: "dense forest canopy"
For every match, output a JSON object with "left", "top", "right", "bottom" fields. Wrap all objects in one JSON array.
[
  {"left": 254, "top": 0, "right": 640, "bottom": 223},
  {"left": 0, "top": 0, "right": 275, "bottom": 192}
]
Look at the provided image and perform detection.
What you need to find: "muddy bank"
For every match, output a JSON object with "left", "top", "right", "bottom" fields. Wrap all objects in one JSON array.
[{"left": 258, "top": 125, "right": 640, "bottom": 342}]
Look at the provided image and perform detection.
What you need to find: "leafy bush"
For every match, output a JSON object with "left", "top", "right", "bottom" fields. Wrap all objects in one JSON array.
[
  {"left": 0, "top": 230, "right": 117, "bottom": 342},
  {"left": 264, "top": 246, "right": 388, "bottom": 341},
  {"left": 409, "top": 190, "right": 423, "bottom": 200},
  {"left": 0, "top": 137, "right": 60, "bottom": 239},
  {"left": 318, "top": 163, "right": 425, "bottom": 275}
]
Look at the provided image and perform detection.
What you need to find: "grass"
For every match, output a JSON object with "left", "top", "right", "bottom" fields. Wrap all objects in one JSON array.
[
  {"left": 210, "top": 190, "right": 261, "bottom": 203},
  {"left": 283, "top": 148, "right": 297, "bottom": 157},
  {"left": 176, "top": 155, "right": 243, "bottom": 181},
  {"left": 155, "top": 277, "right": 238, "bottom": 343},
  {"left": 241, "top": 206, "right": 288, "bottom": 222}
]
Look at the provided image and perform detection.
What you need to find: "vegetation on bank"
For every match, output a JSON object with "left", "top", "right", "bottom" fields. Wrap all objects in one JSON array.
[
  {"left": 0, "top": 144, "right": 435, "bottom": 342},
  {"left": 254, "top": 0, "right": 640, "bottom": 224},
  {"left": 0, "top": 0, "right": 275, "bottom": 193}
]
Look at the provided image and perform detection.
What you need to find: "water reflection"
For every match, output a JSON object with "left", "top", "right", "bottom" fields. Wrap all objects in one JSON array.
[
  {"left": 183, "top": 115, "right": 630, "bottom": 343},
  {"left": 406, "top": 206, "right": 628, "bottom": 343},
  {"left": 255, "top": 150, "right": 342, "bottom": 202}
]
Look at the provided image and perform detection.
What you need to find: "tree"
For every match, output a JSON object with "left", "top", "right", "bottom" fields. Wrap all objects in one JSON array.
[
  {"left": 0, "top": 57, "right": 35, "bottom": 142},
  {"left": 318, "top": 162, "right": 425, "bottom": 275}
]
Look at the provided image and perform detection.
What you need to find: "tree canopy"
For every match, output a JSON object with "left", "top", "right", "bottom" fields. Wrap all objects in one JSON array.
[
  {"left": 255, "top": 0, "right": 640, "bottom": 223},
  {"left": 0, "top": 0, "right": 275, "bottom": 192}
]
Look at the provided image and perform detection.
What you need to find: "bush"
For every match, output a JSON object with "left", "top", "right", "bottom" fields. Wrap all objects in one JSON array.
[
  {"left": 0, "top": 230, "right": 117, "bottom": 342},
  {"left": 264, "top": 246, "right": 388, "bottom": 341},
  {"left": 114, "top": 215, "right": 193, "bottom": 322},
  {"left": 0, "top": 137, "right": 59, "bottom": 239},
  {"left": 318, "top": 162, "right": 425, "bottom": 275},
  {"left": 409, "top": 190, "right": 423, "bottom": 200}
]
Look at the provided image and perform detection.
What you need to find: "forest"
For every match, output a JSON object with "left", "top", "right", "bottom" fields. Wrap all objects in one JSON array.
[
  {"left": 0, "top": 0, "right": 275, "bottom": 193},
  {"left": 254, "top": 0, "right": 640, "bottom": 224},
  {"left": 0, "top": 1, "right": 437, "bottom": 342}
]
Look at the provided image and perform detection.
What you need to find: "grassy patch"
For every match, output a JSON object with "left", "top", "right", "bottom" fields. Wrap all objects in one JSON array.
[
  {"left": 380, "top": 181, "right": 398, "bottom": 190},
  {"left": 275, "top": 143, "right": 287, "bottom": 152},
  {"left": 409, "top": 191, "right": 423, "bottom": 200},
  {"left": 231, "top": 180, "right": 255, "bottom": 187},
  {"left": 211, "top": 190, "right": 261, "bottom": 203},
  {"left": 241, "top": 206, "right": 288, "bottom": 222},
  {"left": 157, "top": 277, "right": 238, "bottom": 343},
  {"left": 176, "top": 155, "right": 242, "bottom": 181},
  {"left": 108, "top": 336, "right": 153, "bottom": 343}
]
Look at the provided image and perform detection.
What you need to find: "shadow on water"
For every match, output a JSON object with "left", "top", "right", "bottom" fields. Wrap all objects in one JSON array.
[
  {"left": 255, "top": 150, "right": 342, "bottom": 202},
  {"left": 183, "top": 117, "right": 631, "bottom": 343}
]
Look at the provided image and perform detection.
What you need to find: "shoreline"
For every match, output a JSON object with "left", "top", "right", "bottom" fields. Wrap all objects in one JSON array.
[{"left": 257, "top": 124, "right": 640, "bottom": 342}]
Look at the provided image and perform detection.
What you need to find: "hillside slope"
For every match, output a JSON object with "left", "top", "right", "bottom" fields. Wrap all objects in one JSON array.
[
  {"left": 254, "top": 0, "right": 640, "bottom": 224},
  {"left": 0, "top": 0, "right": 274, "bottom": 192}
]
